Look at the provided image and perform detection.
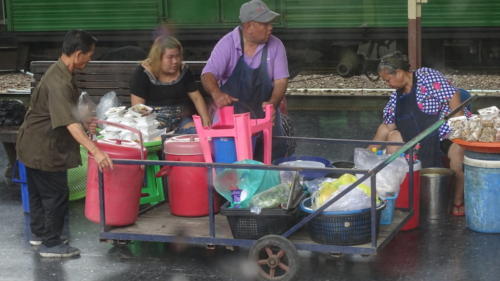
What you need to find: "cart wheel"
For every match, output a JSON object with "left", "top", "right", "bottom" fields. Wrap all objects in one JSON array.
[{"left": 249, "top": 235, "right": 299, "bottom": 281}]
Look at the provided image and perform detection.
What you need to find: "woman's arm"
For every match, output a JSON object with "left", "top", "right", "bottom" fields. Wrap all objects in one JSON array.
[
  {"left": 449, "top": 91, "right": 463, "bottom": 117},
  {"left": 131, "top": 94, "right": 145, "bottom": 106},
  {"left": 188, "top": 90, "right": 212, "bottom": 127}
]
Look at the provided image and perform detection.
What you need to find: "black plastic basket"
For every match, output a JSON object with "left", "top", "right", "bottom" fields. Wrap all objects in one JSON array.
[
  {"left": 301, "top": 197, "right": 385, "bottom": 245},
  {"left": 220, "top": 202, "right": 299, "bottom": 240}
]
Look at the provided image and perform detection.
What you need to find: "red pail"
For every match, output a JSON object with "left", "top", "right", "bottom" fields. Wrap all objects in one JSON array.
[{"left": 85, "top": 122, "right": 147, "bottom": 226}]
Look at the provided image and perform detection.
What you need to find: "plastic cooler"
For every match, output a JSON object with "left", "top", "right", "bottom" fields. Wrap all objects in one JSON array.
[
  {"left": 162, "top": 135, "right": 220, "bottom": 216},
  {"left": 396, "top": 160, "right": 421, "bottom": 230}
]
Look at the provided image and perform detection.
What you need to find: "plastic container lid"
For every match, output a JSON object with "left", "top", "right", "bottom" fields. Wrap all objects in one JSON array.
[
  {"left": 279, "top": 160, "right": 325, "bottom": 168},
  {"left": 93, "top": 139, "right": 146, "bottom": 159},
  {"left": 164, "top": 134, "right": 203, "bottom": 155}
]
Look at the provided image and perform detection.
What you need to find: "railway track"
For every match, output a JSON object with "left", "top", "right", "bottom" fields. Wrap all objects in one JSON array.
[{"left": 3, "top": 68, "right": 500, "bottom": 97}]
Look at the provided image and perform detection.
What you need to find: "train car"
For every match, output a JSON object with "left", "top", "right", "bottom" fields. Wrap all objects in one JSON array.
[{"left": 1, "top": 0, "right": 500, "bottom": 73}]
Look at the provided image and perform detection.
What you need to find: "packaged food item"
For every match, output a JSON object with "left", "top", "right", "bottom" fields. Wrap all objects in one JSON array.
[
  {"left": 479, "top": 127, "right": 497, "bottom": 142},
  {"left": 464, "top": 115, "right": 481, "bottom": 142},
  {"left": 104, "top": 106, "right": 126, "bottom": 118},
  {"left": 478, "top": 106, "right": 499, "bottom": 120},
  {"left": 494, "top": 117, "right": 500, "bottom": 129},
  {"left": 129, "top": 104, "right": 153, "bottom": 116},
  {"left": 448, "top": 116, "right": 467, "bottom": 139}
]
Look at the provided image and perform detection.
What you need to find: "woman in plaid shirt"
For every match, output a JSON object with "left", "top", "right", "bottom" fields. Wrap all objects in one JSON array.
[{"left": 371, "top": 51, "right": 468, "bottom": 216}]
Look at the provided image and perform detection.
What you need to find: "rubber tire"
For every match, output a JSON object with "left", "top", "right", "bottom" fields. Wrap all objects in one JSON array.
[{"left": 249, "top": 235, "right": 299, "bottom": 281}]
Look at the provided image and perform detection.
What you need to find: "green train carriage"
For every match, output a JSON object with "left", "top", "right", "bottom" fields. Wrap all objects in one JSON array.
[{"left": 1, "top": 0, "right": 500, "bottom": 71}]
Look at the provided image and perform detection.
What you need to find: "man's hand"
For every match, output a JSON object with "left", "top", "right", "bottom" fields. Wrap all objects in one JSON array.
[
  {"left": 92, "top": 148, "right": 113, "bottom": 171},
  {"left": 214, "top": 92, "right": 239, "bottom": 108},
  {"left": 262, "top": 101, "right": 276, "bottom": 124},
  {"left": 86, "top": 117, "right": 98, "bottom": 135}
]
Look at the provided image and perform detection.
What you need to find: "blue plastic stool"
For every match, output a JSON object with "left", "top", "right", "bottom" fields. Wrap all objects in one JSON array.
[{"left": 12, "top": 161, "right": 29, "bottom": 213}]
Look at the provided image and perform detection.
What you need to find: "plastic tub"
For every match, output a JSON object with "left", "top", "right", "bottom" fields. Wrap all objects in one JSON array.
[
  {"left": 464, "top": 151, "right": 500, "bottom": 233},
  {"left": 274, "top": 156, "right": 332, "bottom": 180}
]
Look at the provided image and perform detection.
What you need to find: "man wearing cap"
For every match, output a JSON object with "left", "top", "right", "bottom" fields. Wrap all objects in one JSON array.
[{"left": 201, "top": 0, "right": 289, "bottom": 159}]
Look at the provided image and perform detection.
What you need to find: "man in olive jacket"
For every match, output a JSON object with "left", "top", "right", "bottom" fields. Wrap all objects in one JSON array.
[{"left": 16, "top": 30, "right": 113, "bottom": 258}]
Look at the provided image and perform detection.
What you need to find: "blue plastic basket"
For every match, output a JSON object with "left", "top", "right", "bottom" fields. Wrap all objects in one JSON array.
[{"left": 300, "top": 197, "right": 385, "bottom": 245}]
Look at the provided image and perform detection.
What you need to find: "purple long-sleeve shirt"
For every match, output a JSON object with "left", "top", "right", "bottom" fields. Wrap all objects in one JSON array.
[{"left": 202, "top": 26, "right": 289, "bottom": 85}]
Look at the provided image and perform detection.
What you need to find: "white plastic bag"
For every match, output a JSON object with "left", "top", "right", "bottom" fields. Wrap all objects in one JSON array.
[
  {"left": 354, "top": 148, "right": 408, "bottom": 198},
  {"left": 96, "top": 91, "right": 121, "bottom": 121}
]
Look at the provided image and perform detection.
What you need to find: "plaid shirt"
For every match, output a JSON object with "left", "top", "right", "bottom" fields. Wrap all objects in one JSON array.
[{"left": 383, "top": 67, "right": 469, "bottom": 140}]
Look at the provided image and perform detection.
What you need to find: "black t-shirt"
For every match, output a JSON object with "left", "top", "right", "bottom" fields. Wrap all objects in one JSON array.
[{"left": 129, "top": 65, "right": 197, "bottom": 107}]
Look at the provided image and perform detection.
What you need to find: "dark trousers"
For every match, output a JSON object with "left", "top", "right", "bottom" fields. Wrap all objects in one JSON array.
[{"left": 26, "top": 167, "right": 68, "bottom": 247}]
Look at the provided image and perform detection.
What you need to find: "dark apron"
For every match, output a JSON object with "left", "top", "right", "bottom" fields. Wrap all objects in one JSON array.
[
  {"left": 152, "top": 105, "right": 182, "bottom": 131},
  {"left": 219, "top": 28, "right": 285, "bottom": 160},
  {"left": 395, "top": 74, "right": 443, "bottom": 168}
]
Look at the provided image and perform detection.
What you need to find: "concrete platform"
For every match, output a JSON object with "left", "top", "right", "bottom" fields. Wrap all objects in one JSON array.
[{"left": 1, "top": 109, "right": 499, "bottom": 281}]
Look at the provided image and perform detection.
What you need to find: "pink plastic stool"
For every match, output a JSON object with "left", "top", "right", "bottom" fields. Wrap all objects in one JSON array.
[{"left": 193, "top": 104, "right": 274, "bottom": 164}]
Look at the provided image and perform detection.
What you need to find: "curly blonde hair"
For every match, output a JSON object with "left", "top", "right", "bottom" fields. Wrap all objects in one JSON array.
[{"left": 142, "top": 36, "right": 183, "bottom": 78}]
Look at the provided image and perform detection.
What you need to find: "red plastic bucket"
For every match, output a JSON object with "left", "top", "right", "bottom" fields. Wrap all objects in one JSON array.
[
  {"left": 163, "top": 135, "right": 220, "bottom": 216},
  {"left": 396, "top": 160, "right": 422, "bottom": 230},
  {"left": 85, "top": 122, "right": 147, "bottom": 226}
]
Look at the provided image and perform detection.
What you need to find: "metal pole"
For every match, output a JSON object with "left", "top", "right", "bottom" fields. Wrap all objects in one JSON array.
[
  {"left": 370, "top": 175, "right": 377, "bottom": 248},
  {"left": 408, "top": 0, "right": 420, "bottom": 69},
  {"left": 98, "top": 169, "right": 106, "bottom": 232},
  {"left": 208, "top": 168, "right": 215, "bottom": 238}
]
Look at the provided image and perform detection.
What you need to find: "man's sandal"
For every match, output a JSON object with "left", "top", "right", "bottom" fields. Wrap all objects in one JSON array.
[{"left": 452, "top": 203, "right": 465, "bottom": 216}]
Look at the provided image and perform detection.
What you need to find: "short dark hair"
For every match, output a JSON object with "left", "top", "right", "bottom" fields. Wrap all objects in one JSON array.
[
  {"left": 62, "top": 30, "right": 98, "bottom": 56},
  {"left": 378, "top": 51, "right": 411, "bottom": 74}
]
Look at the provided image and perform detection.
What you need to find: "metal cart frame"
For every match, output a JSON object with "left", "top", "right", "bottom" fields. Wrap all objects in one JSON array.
[
  {"left": 93, "top": 96, "right": 473, "bottom": 281},
  {"left": 95, "top": 137, "right": 417, "bottom": 281}
]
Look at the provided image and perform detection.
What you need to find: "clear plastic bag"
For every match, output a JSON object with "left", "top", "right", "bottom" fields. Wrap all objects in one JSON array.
[
  {"left": 96, "top": 91, "right": 121, "bottom": 121},
  {"left": 312, "top": 173, "right": 379, "bottom": 212},
  {"left": 354, "top": 148, "right": 408, "bottom": 198},
  {"left": 214, "top": 159, "right": 280, "bottom": 208},
  {"left": 303, "top": 177, "right": 332, "bottom": 194},
  {"left": 77, "top": 91, "right": 96, "bottom": 122},
  {"left": 250, "top": 183, "right": 291, "bottom": 212}
]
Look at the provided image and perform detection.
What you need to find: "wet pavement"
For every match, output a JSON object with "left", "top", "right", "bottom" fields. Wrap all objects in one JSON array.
[{"left": 1, "top": 110, "right": 500, "bottom": 281}]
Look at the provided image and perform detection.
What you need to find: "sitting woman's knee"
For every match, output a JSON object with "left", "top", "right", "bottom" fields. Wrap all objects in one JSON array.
[{"left": 387, "top": 130, "right": 403, "bottom": 142}]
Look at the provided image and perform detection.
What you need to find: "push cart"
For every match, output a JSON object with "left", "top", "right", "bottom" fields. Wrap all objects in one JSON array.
[{"left": 94, "top": 98, "right": 473, "bottom": 281}]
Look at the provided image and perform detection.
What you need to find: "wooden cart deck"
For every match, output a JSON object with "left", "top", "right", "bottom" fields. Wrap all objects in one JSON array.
[{"left": 104, "top": 203, "right": 410, "bottom": 254}]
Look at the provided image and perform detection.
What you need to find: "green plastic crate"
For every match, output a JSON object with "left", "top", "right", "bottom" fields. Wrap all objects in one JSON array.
[{"left": 67, "top": 146, "right": 88, "bottom": 201}]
